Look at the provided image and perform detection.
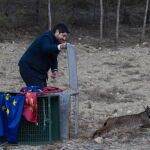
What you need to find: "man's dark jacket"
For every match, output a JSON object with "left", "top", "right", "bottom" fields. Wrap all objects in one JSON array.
[{"left": 18, "top": 31, "right": 60, "bottom": 80}]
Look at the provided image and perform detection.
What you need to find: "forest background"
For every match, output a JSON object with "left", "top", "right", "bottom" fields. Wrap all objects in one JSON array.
[{"left": 0, "top": 0, "right": 150, "bottom": 47}]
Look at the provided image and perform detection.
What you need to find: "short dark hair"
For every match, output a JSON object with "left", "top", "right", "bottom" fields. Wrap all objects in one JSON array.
[{"left": 52, "top": 23, "right": 70, "bottom": 34}]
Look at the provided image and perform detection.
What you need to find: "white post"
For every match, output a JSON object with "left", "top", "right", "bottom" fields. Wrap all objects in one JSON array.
[{"left": 67, "top": 43, "right": 79, "bottom": 138}]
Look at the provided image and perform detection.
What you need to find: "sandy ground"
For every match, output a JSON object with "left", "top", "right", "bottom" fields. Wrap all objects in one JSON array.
[{"left": 0, "top": 37, "right": 150, "bottom": 149}]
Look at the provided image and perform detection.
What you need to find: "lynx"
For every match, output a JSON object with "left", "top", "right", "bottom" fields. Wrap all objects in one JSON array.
[{"left": 92, "top": 106, "right": 150, "bottom": 139}]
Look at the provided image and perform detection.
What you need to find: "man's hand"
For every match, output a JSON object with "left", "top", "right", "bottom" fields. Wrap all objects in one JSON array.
[
  {"left": 51, "top": 71, "right": 64, "bottom": 79},
  {"left": 59, "top": 43, "right": 67, "bottom": 50},
  {"left": 51, "top": 71, "right": 58, "bottom": 79}
]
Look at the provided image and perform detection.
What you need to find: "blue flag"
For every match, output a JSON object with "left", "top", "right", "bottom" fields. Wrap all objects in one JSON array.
[
  {"left": 0, "top": 93, "right": 25, "bottom": 144},
  {"left": 21, "top": 86, "right": 42, "bottom": 93},
  {"left": 0, "top": 94, "right": 4, "bottom": 144}
]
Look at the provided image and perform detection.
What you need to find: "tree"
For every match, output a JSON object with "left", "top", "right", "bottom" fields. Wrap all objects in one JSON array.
[
  {"left": 36, "top": 0, "right": 40, "bottom": 25},
  {"left": 100, "top": 0, "right": 103, "bottom": 47},
  {"left": 48, "top": 0, "right": 52, "bottom": 30},
  {"left": 140, "top": 0, "right": 149, "bottom": 43},
  {"left": 116, "top": 0, "right": 121, "bottom": 44}
]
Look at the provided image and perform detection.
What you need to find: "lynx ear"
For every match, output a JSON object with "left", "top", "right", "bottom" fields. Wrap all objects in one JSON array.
[
  {"left": 144, "top": 106, "right": 149, "bottom": 109},
  {"left": 145, "top": 106, "right": 150, "bottom": 111}
]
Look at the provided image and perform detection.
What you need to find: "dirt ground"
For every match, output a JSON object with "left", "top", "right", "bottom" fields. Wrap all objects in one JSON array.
[{"left": 1, "top": 35, "right": 150, "bottom": 150}]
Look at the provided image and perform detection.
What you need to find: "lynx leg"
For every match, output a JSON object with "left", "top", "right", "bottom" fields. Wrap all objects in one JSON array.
[
  {"left": 92, "top": 126, "right": 111, "bottom": 139},
  {"left": 92, "top": 118, "right": 115, "bottom": 139},
  {"left": 92, "top": 129, "right": 100, "bottom": 139}
]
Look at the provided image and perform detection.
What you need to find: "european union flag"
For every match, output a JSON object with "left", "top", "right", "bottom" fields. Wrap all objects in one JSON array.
[
  {"left": 0, "top": 93, "right": 25, "bottom": 144},
  {"left": 0, "top": 93, "right": 4, "bottom": 144}
]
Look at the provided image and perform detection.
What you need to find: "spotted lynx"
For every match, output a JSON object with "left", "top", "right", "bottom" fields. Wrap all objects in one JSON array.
[{"left": 92, "top": 106, "right": 150, "bottom": 138}]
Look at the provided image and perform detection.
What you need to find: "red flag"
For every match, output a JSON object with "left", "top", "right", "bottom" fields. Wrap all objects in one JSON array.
[{"left": 23, "top": 92, "right": 38, "bottom": 124}]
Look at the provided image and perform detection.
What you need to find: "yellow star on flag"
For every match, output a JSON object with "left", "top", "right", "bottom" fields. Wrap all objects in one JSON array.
[
  {"left": 2, "top": 105, "right": 6, "bottom": 111},
  {"left": 13, "top": 99, "right": 17, "bottom": 106},
  {"left": 6, "top": 108, "right": 10, "bottom": 115},
  {"left": 5, "top": 94, "right": 10, "bottom": 101}
]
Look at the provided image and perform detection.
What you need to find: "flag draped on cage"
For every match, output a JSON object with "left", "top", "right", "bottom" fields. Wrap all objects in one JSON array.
[
  {"left": 20, "top": 86, "right": 63, "bottom": 124},
  {"left": 23, "top": 92, "right": 38, "bottom": 124},
  {"left": 20, "top": 86, "right": 41, "bottom": 124},
  {"left": 0, "top": 93, "right": 25, "bottom": 144}
]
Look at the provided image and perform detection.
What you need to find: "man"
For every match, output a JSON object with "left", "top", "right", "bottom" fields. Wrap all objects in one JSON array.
[{"left": 18, "top": 23, "right": 69, "bottom": 87}]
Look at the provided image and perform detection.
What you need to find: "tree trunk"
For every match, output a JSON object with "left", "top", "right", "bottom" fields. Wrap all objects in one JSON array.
[
  {"left": 48, "top": 0, "right": 52, "bottom": 30},
  {"left": 36, "top": 0, "right": 40, "bottom": 25},
  {"left": 100, "top": 0, "right": 103, "bottom": 47},
  {"left": 93, "top": 0, "right": 97, "bottom": 22},
  {"left": 116, "top": 0, "right": 121, "bottom": 44},
  {"left": 141, "top": 0, "right": 149, "bottom": 43},
  {"left": 104, "top": 0, "right": 109, "bottom": 36}
]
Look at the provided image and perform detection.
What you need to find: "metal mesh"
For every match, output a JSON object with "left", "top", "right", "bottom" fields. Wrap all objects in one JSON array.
[{"left": 18, "top": 96, "right": 60, "bottom": 145}]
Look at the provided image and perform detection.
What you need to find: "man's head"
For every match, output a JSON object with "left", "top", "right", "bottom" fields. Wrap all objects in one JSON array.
[{"left": 52, "top": 23, "right": 70, "bottom": 43}]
